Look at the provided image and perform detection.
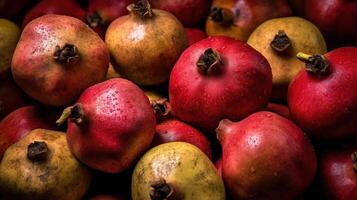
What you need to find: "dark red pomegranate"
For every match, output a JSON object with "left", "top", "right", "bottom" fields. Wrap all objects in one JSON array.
[
  {"left": 57, "top": 78, "right": 156, "bottom": 173},
  {"left": 0, "top": 0, "right": 30, "bottom": 18},
  {"left": 87, "top": 0, "right": 133, "bottom": 38},
  {"left": 319, "top": 147, "right": 357, "bottom": 200},
  {"left": 149, "top": 0, "right": 210, "bottom": 27},
  {"left": 184, "top": 28, "right": 207, "bottom": 46},
  {"left": 0, "top": 77, "right": 28, "bottom": 121},
  {"left": 169, "top": 36, "right": 272, "bottom": 132},
  {"left": 217, "top": 111, "right": 317, "bottom": 200},
  {"left": 288, "top": 47, "right": 357, "bottom": 140},
  {"left": 266, "top": 103, "right": 291, "bottom": 119},
  {"left": 0, "top": 106, "right": 52, "bottom": 159},
  {"left": 23, "top": 0, "right": 86, "bottom": 26},
  {"left": 153, "top": 119, "right": 212, "bottom": 159},
  {"left": 305, "top": 0, "right": 357, "bottom": 44},
  {"left": 215, "top": 157, "right": 222, "bottom": 177},
  {"left": 12, "top": 14, "right": 109, "bottom": 106}
]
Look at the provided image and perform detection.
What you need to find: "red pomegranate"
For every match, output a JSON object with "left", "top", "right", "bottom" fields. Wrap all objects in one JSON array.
[
  {"left": 288, "top": 47, "right": 357, "bottom": 140},
  {"left": 0, "top": 77, "right": 28, "bottom": 121},
  {"left": 169, "top": 36, "right": 272, "bottom": 132},
  {"left": 153, "top": 119, "right": 212, "bottom": 159},
  {"left": 23, "top": 0, "right": 86, "bottom": 26},
  {"left": 217, "top": 111, "right": 317, "bottom": 200},
  {"left": 12, "top": 14, "right": 109, "bottom": 106},
  {"left": 266, "top": 103, "right": 291, "bottom": 119},
  {"left": 87, "top": 0, "right": 133, "bottom": 38},
  {"left": 149, "top": 0, "right": 210, "bottom": 27},
  {"left": 184, "top": 28, "right": 207, "bottom": 46},
  {"left": 0, "top": 0, "right": 30, "bottom": 18},
  {"left": 319, "top": 147, "right": 357, "bottom": 200},
  {"left": 0, "top": 106, "right": 52, "bottom": 159},
  {"left": 57, "top": 78, "right": 156, "bottom": 173}
]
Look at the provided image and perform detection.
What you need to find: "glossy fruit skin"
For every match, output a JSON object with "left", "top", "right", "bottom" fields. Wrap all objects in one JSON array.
[
  {"left": 106, "top": 7, "right": 187, "bottom": 86},
  {"left": 87, "top": 0, "right": 132, "bottom": 38},
  {"left": 0, "top": 19, "right": 20, "bottom": 79},
  {"left": 66, "top": 78, "right": 156, "bottom": 173},
  {"left": 169, "top": 36, "right": 272, "bottom": 132},
  {"left": 0, "top": 106, "right": 52, "bottom": 159},
  {"left": 12, "top": 14, "right": 109, "bottom": 106},
  {"left": 206, "top": 0, "right": 292, "bottom": 41},
  {"left": 0, "top": 77, "right": 28, "bottom": 121},
  {"left": 319, "top": 148, "right": 357, "bottom": 200},
  {"left": 288, "top": 47, "right": 357, "bottom": 140},
  {"left": 153, "top": 119, "right": 212, "bottom": 159},
  {"left": 0, "top": 0, "right": 30, "bottom": 18},
  {"left": 150, "top": 0, "right": 210, "bottom": 27},
  {"left": 23, "top": 0, "right": 86, "bottom": 26},
  {"left": 266, "top": 103, "right": 291, "bottom": 119},
  {"left": 217, "top": 111, "right": 317, "bottom": 200},
  {"left": 184, "top": 28, "right": 207, "bottom": 45},
  {"left": 305, "top": 0, "right": 357, "bottom": 44}
]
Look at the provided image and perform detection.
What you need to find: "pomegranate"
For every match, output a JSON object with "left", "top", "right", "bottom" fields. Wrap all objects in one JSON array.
[
  {"left": 206, "top": 0, "right": 292, "bottom": 41},
  {"left": 217, "top": 111, "right": 317, "bottom": 199},
  {"left": 12, "top": 14, "right": 109, "bottom": 106},
  {"left": 56, "top": 78, "right": 156, "bottom": 173},
  {"left": 0, "top": 106, "right": 53, "bottom": 159},
  {"left": 266, "top": 103, "right": 291, "bottom": 119},
  {"left": 288, "top": 47, "right": 357, "bottom": 140},
  {"left": 215, "top": 157, "right": 222, "bottom": 177},
  {"left": 149, "top": 0, "right": 210, "bottom": 27},
  {"left": 319, "top": 147, "right": 357, "bottom": 200},
  {"left": 0, "top": 77, "right": 28, "bottom": 121},
  {"left": 22, "top": 0, "right": 86, "bottom": 26},
  {"left": 87, "top": 0, "right": 133, "bottom": 38},
  {"left": 0, "top": 0, "right": 30, "bottom": 18},
  {"left": 106, "top": 0, "right": 187, "bottom": 85},
  {"left": 305, "top": 0, "right": 357, "bottom": 45},
  {"left": 185, "top": 28, "right": 207, "bottom": 46},
  {"left": 169, "top": 36, "right": 272, "bottom": 132},
  {"left": 153, "top": 119, "right": 212, "bottom": 159}
]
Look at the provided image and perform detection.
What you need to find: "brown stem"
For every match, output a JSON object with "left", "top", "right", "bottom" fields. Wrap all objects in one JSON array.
[
  {"left": 127, "top": 0, "right": 153, "bottom": 18},
  {"left": 151, "top": 98, "right": 171, "bottom": 117},
  {"left": 56, "top": 104, "right": 85, "bottom": 126},
  {"left": 86, "top": 11, "right": 103, "bottom": 27},
  {"left": 150, "top": 178, "right": 173, "bottom": 200},
  {"left": 27, "top": 141, "right": 49, "bottom": 162},
  {"left": 54, "top": 43, "right": 79, "bottom": 63},
  {"left": 197, "top": 48, "right": 223, "bottom": 75},
  {"left": 270, "top": 30, "right": 291, "bottom": 52},
  {"left": 210, "top": 7, "right": 234, "bottom": 26},
  {"left": 297, "top": 52, "right": 329, "bottom": 75},
  {"left": 352, "top": 152, "right": 357, "bottom": 172}
]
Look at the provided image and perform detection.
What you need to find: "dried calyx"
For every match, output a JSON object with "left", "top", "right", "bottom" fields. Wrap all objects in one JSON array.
[
  {"left": 151, "top": 98, "right": 171, "bottom": 116},
  {"left": 128, "top": 0, "right": 153, "bottom": 18},
  {"left": 54, "top": 43, "right": 79, "bottom": 63},
  {"left": 210, "top": 7, "right": 234, "bottom": 26},
  {"left": 27, "top": 141, "right": 49, "bottom": 162},
  {"left": 86, "top": 11, "right": 103, "bottom": 27},
  {"left": 270, "top": 30, "right": 291, "bottom": 52},
  {"left": 56, "top": 104, "right": 85, "bottom": 126},
  {"left": 297, "top": 52, "right": 330, "bottom": 75},
  {"left": 150, "top": 178, "right": 173, "bottom": 200},
  {"left": 197, "top": 48, "right": 223, "bottom": 75}
]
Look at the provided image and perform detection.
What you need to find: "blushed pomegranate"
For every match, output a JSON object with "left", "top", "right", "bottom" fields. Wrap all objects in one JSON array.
[
  {"left": 288, "top": 47, "right": 357, "bottom": 140},
  {"left": 0, "top": 106, "right": 52, "bottom": 159},
  {"left": 12, "top": 14, "right": 109, "bottom": 106},
  {"left": 217, "top": 111, "right": 317, "bottom": 199},
  {"left": 57, "top": 78, "right": 156, "bottom": 173},
  {"left": 185, "top": 28, "right": 207, "bottom": 45},
  {"left": 23, "top": 0, "right": 86, "bottom": 26},
  {"left": 153, "top": 119, "right": 212, "bottom": 159},
  {"left": 169, "top": 36, "right": 272, "bottom": 132}
]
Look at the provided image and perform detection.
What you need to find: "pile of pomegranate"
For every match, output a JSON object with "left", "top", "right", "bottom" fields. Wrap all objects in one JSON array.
[{"left": 0, "top": 0, "right": 356, "bottom": 199}]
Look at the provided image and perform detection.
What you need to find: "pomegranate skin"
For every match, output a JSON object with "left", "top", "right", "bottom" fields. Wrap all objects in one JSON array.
[
  {"left": 184, "top": 28, "right": 207, "bottom": 46},
  {"left": 169, "top": 36, "right": 272, "bottom": 132},
  {"left": 150, "top": 0, "right": 210, "bottom": 27},
  {"left": 266, "top": 103, "right": 291, "bottom": 119},
  {"left": 12, "top": 14, "right": 109, "bottom": 106},
  {"left": 23, "top": 0, "right": 86, "bottom": 26},
  {"left": 0, "top": 106, "right": 52, "bottom": 159},
  {"left": 217, "top": 111, "right": 317, "bottom": 200},
  {"left": 153, "top": 119, "right": 212, "bottom": 159},
  {"left": 66, "top": 78, "right": 156, "bottom": 173},
  {"left": 288, "top": 47, "right": 357, "bottom": 140},
  {"left": 319, "top": 148, "right": 357, "bottom": 200}
]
